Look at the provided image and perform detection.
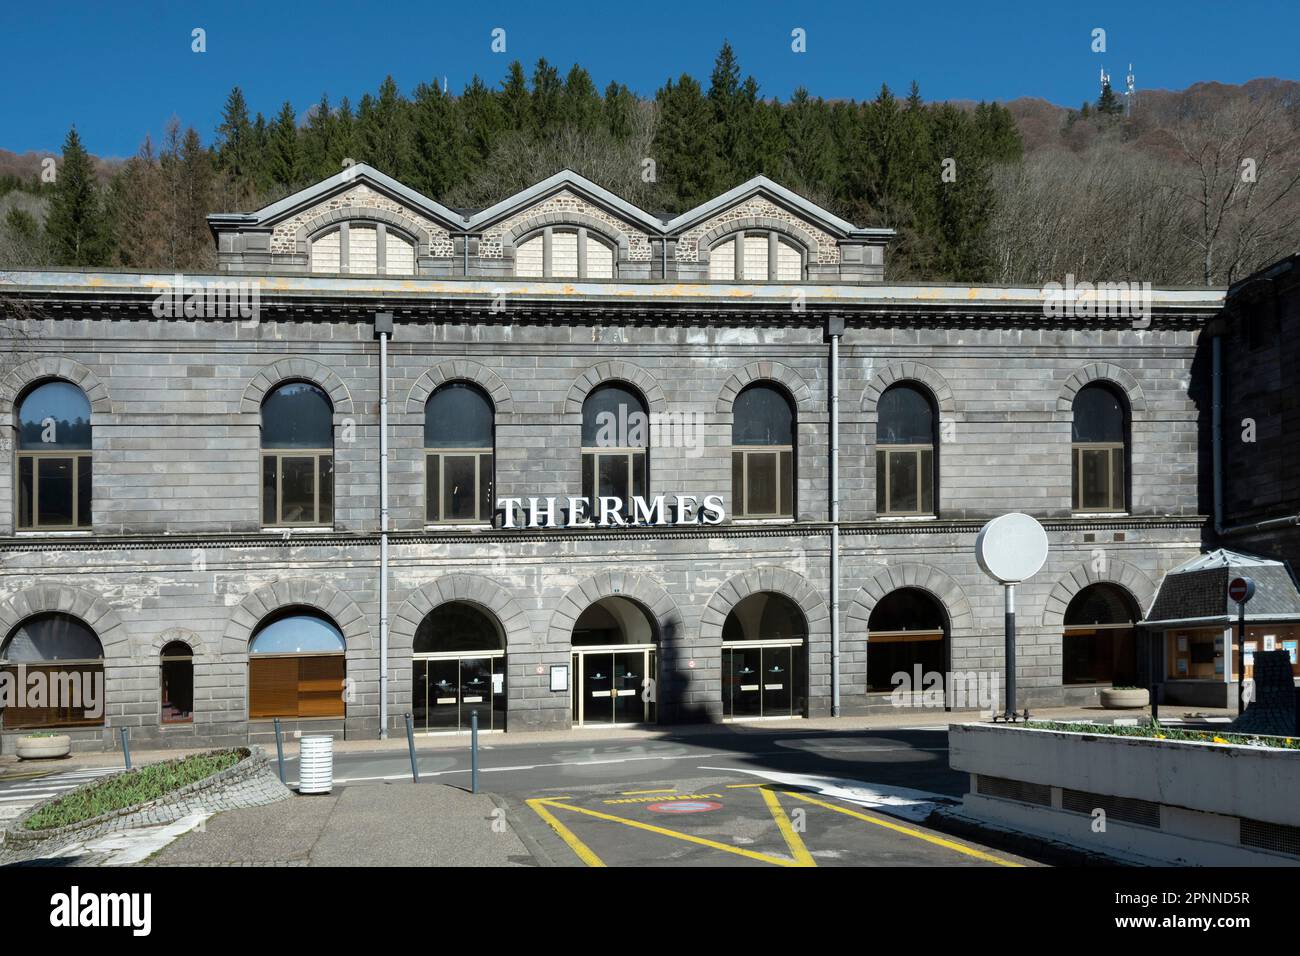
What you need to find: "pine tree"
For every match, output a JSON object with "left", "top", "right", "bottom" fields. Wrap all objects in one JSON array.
[
  {"left": 706, "top": 42, "right": 756, "bottom": 186},
  {"left": 412, "top": 80, "right": 465, "bottom": 199},
  {"left": 500, "top": 61, "right": 529, "bottom": 131},
  {"left": 782, "top": 88, "right": 833, "bottom": 191},
  {"left": 1097, "top": 81, "right": 1123, "bottom": 117},
  {"left": 177, "top": 127, "right": 216, "bottom": 269},
  {"left": 653, "top": 75, "right": 716, "bottom": 208},
  {"left": 214, "top": 87, "right": 257, "bottom": 208},
  {"left": 267, "top": 101, "right": 302, "bottom": 190},
  {"left": 530, "top": 59, "right": 562, "bottom": 134},
  {"left": 358, "top": 76, "right": 412, "bottom": 178},
  {"left": 602, "top": 82, "right": 635, "bottom": 140},
  {"left": 302, "top": 94, "right": 336, "bottom": 181},
  {"left": 560, "top": 65, "right": 601, "bottom": 132},
  {"left": 45, "top": 126, "right": 108, "bottom": 266},
  {"left": 460, "top": 76, "right": 506, "bottom": 165}
]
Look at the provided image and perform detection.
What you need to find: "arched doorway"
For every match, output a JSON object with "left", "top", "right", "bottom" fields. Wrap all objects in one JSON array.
[
  {"left": 571, "top": 596, "right": 657, "bottom": 726},
  {"left": 721, "top": 592, "right": 808, "bottom": 719},
  {"left": 867, "top": 588, "right": 949, "bottom": 694},
  {"left": 412, "top": 602, "right": 506, "bottom": 733},
  {"left": 247, "top": 609, "right": 346, "bottom": 719},
  {"left": 1062, "top": 583, "right": 1139, "bottom": 686}
]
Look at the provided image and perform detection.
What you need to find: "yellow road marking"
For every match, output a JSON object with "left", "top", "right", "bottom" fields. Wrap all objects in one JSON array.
[
  {"left": 726, "top": 783, "right": 768, "bottom": 789},
  {"left": 526, "top": 798, "right": 606, "bottom": 867},
  {"left": 782, "top": 791, "right": 1023, "bottom": 867},
  {"left": 759, "top": 787, "right": 817, "bottom": 867},
  {"left": 536, "top": 798, "right": 799, "bottom": 867},
  {"left": 620, "top": 788, "right": 676, "bottom": 795}
]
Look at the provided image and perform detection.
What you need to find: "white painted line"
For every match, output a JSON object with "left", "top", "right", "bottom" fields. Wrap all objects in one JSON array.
[
  {"left": 0, "top": 792, "right": 59, "bottom": 802},
  {"left": 699, "top": 766, "right": 956, "bottom": 824}
]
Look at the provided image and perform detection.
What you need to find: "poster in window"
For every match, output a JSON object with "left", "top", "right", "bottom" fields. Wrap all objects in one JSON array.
[
  {"left": 1176, "top": 635, "right": 1188, "bottom": 652},
  {"left": 1263, "top": 635, "right": 1277, "bottom": 651},
  {"left": 1284, "top": 640, "right": 1298, "bottom": 665},
  {"left": 1244, "top": 642, "right": 1256, "bottom": 667},
  {"left": 1176, "top": 658, "right": 1188, "bottom": 676}
]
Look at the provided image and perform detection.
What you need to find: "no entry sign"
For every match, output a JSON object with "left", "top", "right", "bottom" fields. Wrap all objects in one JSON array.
[{"left": 1228, "top": 576, "right": 1256, "bottom": 605}]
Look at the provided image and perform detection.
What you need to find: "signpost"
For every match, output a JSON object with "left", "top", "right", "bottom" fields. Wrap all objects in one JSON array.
[
  {"left": 1229, "top": 575, "right": 1256, "bottom": 715},
  {"left": 976, "top": 513, "right": 1049, "bottom": 722}
]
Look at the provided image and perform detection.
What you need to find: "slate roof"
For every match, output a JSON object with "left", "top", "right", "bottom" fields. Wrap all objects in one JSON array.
[{"left": 1144, "top": 549, "right": 1300, "bottom": 626}]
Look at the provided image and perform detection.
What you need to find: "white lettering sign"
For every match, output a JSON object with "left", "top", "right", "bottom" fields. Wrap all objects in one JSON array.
[{"left": 499, "top": 495, "right": 724, "bottom": 528}]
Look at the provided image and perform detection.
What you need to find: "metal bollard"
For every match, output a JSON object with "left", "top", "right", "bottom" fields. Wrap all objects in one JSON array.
[
  {"left": 119, "top": 726, "right": 131, "bottom": 770},
  {"left": 273, "top": 717, "right": 286, "bottom": 784},
  {"left": 470, "top": 710, "right": 479, "bottom": 794},
  {"left": 405, "top": 712, "right": 419, "bottom": 783}
]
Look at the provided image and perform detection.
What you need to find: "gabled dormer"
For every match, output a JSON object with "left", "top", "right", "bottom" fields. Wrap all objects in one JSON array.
[
  {"left": 464, "top": 170, "right": 663, "bottom": 280},
  {"left": 663, "top": 176, "right": 892, "bottom": 283},
  {"left": 207, "top": 163, "right": 466, "bottom": 276}
]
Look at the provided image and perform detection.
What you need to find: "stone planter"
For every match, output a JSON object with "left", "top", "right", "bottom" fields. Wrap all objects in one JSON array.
[
  {"left": 15, "top": 734, "right": 72, "bottom": 760},
  {"left": 1100, "top": 687, "right": 1149, "bottom": 709},
  {"left": 948, "top": 722, "right": 1300, "bottom": 865}
]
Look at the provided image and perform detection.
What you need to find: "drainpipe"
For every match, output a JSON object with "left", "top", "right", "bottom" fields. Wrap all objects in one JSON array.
[
  {"left": 827, "top": 315, "right": 845, "bottom": 717},
  {"left": 375, "top": 311, "right": 394, "bottom": 739},
  {"left": 1212, "top": 334, "right": 1224, "bottom": 537}
]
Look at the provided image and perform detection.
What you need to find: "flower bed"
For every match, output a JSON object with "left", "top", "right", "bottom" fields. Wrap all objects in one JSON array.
[
  {"left": 23, "top": 749, "right": 246, "bottom": 831},
  {"left": 1026, "top": 719, "right": 1300, "bottom": 750}
]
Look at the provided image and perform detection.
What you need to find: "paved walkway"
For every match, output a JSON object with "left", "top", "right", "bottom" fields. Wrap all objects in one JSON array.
[
  {"left": 146, "top": 783, "right": 533, "bottom": 866},
  {"left": 0, "top": 704, "right": 1236, "bottom": 781}
]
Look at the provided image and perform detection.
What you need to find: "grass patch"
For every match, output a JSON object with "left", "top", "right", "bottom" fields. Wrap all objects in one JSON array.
[
  {"left": 23, "top": 748, "right": 247, "bottom": 831},
  {"left": 1025, "top": 719, "right": 1300, "bottom": 750}
]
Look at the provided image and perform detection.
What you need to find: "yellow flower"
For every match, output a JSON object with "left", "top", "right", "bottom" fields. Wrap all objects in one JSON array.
[{"left": 1212, "top": 736, "right": 1228, "bottom": 744}]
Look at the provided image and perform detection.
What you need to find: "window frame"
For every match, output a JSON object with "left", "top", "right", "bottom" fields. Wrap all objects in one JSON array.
[
  {"left": 1071, "top": 441, "right": 1127, "bottom": 513},
  {"left": 707, "top": 230, "right": 808, "bottom": 282},
  {"left": 425, "top": 448, "right": 495, "bottom": 525},
  {"left": 513, "top": 225, "right": 619, "bottom": 280},
  {"left": 875, "top": 443, "right": 935, "bottom": 517},
  {"left": 731, "top": 445, "right": 794, "bottom": 519},
  {"left": 309, "top": 220, "right": 418, "bottom": 277},
  {"left": 261, "top": 449, "right": 334, "bottom": 528},
  {"left": 16, "top": 448, "right": 92, "bottom": 530},
  {"left": 0, "top": 613, "right": 105, "bottom": 730}
]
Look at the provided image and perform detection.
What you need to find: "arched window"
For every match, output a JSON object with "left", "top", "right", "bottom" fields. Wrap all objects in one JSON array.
[
  {"left": 1063, "top": 584, "right": 1139, "bottom": 685},
  {"left": 515, "top": 227, "right": 617, "bottom": 279},
  {"left": 876, "top": 384, "right": 937, "bottom": 516},
  {"left": 732, "top": 383, "right": 794, "bottom": 518},
  {"left": 425, "top": 383, "right": 494, "bottom": 524},
  {"left": 160, "top": 641, "right": 194, "bottom": 724},
  {"left": 16, "top": 380, "right": 92, "bottom": 530},
  {"left": 248, "top": 610, "right": 346, "bottom": 719},
  {"left": 1072, "top": 383, "right": 1128, "bottom": 512},
  {"left": 867, "top": 588, "right": 948, "bottom": 693},
  {"left": 261, "top": 382, "right": 333, "bottom": 527},
  {"left": 310, "top": 222, "right": 417, "bottom": 276},
  {"left": 582, "top": 383, "right": 648, "bottom": 520},
  {"left": 0, "top": 613, "right": 104, "bottom": 728},
  {"left": 708, "top": 232, "right": 805, "bottom": 281}
]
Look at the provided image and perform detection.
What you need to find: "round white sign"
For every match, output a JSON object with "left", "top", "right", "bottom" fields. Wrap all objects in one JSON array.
[{"left": 975, "top": 513, "right": 1049, "bottom": 584}]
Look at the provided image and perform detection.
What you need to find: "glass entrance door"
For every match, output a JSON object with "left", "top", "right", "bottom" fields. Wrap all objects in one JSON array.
[
  {"left": 722, "top": 643, "right": 804, "bottom": 719},
  {"left": 572, "top": 647, "right": 656, "bottom": 726},
  {"left": 413, "top": 654, "right": 505, "bottom": 732}
]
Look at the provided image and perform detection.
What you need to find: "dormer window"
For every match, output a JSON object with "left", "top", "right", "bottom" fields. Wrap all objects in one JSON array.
[
  {"left": 515, "top": 227, "right": 616, "bottom": 279},
  {"left": 310, "top": 222, "right": 416, "bottom": 276},
  {"left": 708, "top": 232, "right": 804, "bottom": 281}
]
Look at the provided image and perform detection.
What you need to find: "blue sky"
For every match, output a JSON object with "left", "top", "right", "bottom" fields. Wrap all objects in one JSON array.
[{"left": 1, "top": 0, "right": 1296, "bottom": 158}]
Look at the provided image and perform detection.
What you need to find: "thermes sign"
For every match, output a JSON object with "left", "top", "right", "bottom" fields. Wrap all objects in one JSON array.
[{"left": 498, "top": 494, "right": 725, "bottom": 528}]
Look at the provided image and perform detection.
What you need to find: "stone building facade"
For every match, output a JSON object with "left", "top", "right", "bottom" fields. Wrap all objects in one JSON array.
[{"left": 0, "top": 165, "right": 1223, "bottom": 751}]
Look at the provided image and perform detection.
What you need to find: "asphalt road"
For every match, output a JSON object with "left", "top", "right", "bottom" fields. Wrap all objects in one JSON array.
[{"left": 273, "top": 725, "right": 1043, "bottom": 867}]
